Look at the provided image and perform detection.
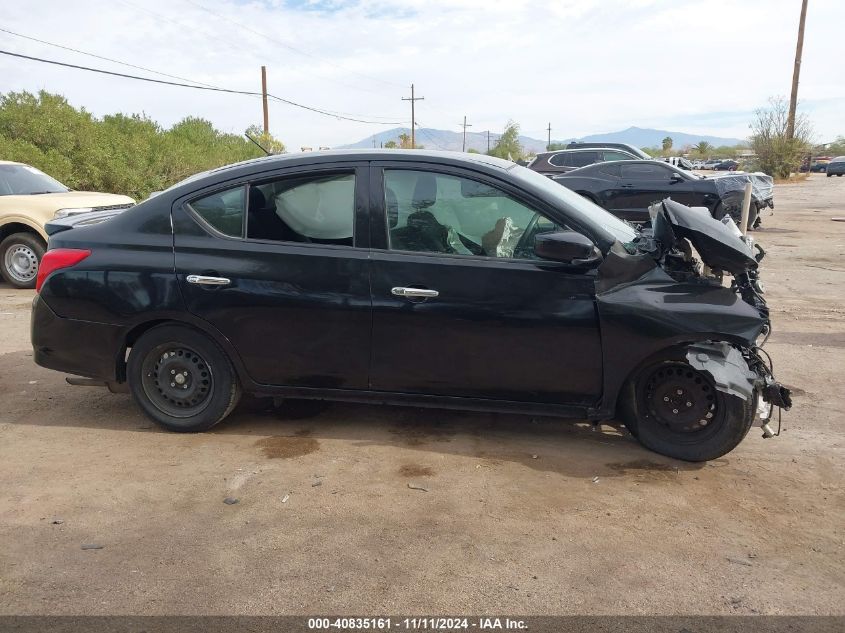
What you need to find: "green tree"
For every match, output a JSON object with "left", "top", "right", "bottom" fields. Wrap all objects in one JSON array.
[
  {"left": 245, "top": 124, "right": 286, "bottom": 154},
  {"left": 546, "top": 142, "right": 568, "bottom": 151},
  {"left": 383, "top": 140, "right": 398, "bottom": 149},
  {"left": 0, "top": 90, "right": 279, "bottom": 200},
  {"left": 662, "top": 136, "right": 673, "bottom": 152},
  {"left": 750, "top": 96, "right": 812, "bottom": 178},
  {"left": 487, "top": 120, "right": 524, "bottom": 161},
  {"left": 692, "top": 141, "right": 713, "bottom": 157}
]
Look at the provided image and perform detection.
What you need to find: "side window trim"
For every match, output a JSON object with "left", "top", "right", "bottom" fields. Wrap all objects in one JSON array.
[
  {"left": 184, "top": 183, "right": 248, "bottom": 240},
  {"left": 176, "top": 162, "right": 369, "bottom": 249}
]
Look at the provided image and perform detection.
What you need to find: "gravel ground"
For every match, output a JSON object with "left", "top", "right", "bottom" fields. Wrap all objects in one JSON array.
[{"left": 0, "top": 173, "right": 842, "bottom": 615}]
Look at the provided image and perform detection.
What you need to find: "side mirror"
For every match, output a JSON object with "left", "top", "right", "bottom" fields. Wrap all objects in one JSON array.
[
  {"left": 670, "top": 172, "right": 684, "bottom": 183},
  {"left": 534, "top": 231, "right": 601, "bottom": 266}
]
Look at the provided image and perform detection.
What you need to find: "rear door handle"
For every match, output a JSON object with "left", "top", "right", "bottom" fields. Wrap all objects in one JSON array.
[
  {"left": 187, "top": 274, "right": 231, "bottom": 286},
  {"left": 391, "top": 286, "right": 439, "bottom": 298}
]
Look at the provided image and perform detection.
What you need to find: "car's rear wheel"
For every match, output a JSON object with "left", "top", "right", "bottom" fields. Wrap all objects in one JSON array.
[
  {"left": 715, "top": 200, "right": 757, "bottom": 231},
  {"left": 127, "top": 324, "right": 241, "bottom": 432},
  {"left": 621, "top": 349, "right": 755, "bottom": 461},
  {"left": 0, "top": 232, "right": 45, "bottom": 289}
]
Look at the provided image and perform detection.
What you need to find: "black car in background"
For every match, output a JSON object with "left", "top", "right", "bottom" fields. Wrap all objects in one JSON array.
[
  {"left": 825, "top": 156, "right": 845, "bottom": 177},
  {"left": 31, "top": 150, "right": 790, "bottom": 461},
  {"left": 553, "top": 160, "right": 770, "bottom": 228},
  {"left": 528, "top": 147, "right": 638, "bottom": 176},
  {"left": 566, "top": 141, "right": 653, "bottom": 159},
  {"left": 714, "top": 159, "right": 739, "bottom": 171}
]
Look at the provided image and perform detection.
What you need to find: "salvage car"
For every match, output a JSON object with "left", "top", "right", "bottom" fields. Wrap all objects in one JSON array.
[
  {"left": 553, "top": 160, "right": 773, "bottom": 228},
  {"left": 0, "top": 161, "right": 135, "bottom": 288},
  {"left": 31, "top": 150, "right": 790, "bottom": 461}
]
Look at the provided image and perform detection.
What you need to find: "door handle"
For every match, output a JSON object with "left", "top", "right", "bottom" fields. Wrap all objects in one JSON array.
[
  {"left": 186, "top": 274, "right": 231, "bottom": 286},
  {"left": 391, "top": 286, "right": 439, "bottom": 298},
  {"left": 620, "top": 184, "right": 635, "bottom": 188}
]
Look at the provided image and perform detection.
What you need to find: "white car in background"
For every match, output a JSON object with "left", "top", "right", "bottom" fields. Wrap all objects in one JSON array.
[{"left": 0, "top": 161, "right": 134, "bottom": 288}]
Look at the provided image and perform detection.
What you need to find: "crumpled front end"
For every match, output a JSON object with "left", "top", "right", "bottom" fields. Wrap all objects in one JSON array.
[
  {"left": 596, "top": 199, "right": 793, "bottom": 435},
  {"left": 685, "top": 341, "right": 792, "bottom": 437}
]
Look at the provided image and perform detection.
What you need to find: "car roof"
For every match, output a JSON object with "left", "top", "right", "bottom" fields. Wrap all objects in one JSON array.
[{"left": 162, "top": 149, "right": 520, "bottom": 196}]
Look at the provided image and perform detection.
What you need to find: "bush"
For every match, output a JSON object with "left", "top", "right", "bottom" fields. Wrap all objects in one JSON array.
[
  {"left": 0, "top": 90, "right": 283, "bottom": 200},
  {"left": 750, "top": 96, "right": 812, "bottom": 178}
]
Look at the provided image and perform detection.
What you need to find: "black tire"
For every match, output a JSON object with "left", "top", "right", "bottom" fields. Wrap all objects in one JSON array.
[
  {"left": 127, "top": 324, "right": 241, "bottom": 432},
  {"left": 827, "top": 173, "right": 832, "bottom": 178},
  {"left": 0, "top": 232, "right": 45, "bottom": 289},
  {"left": 619, "top": 348, "right": 755, "bottom": 461},
  {"left": 715, "top": 199, "right": 757, "bottom": 231}
]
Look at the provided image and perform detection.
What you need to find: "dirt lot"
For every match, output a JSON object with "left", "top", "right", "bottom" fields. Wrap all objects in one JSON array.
[{"left": 1, "top": 174, "right": 843, "bottom": 615}]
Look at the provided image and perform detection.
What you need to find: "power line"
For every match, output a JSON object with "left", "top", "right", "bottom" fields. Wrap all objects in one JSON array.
[
  {"left": 0, "top": 26, "right": 217, "bottom": 88},
  {"left": 182, "top": 0, "right": 406, "bottom": 91},
  {"left": 0, "top": 49, "right": 407, "bottom": 125}
]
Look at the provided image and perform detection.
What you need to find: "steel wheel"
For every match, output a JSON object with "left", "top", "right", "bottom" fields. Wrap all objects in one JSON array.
[
  {"left": 140, "top": 343, "right": 214, "bottom": 418},
  {"left": 3, "top": 242, "right": 39, "bottom": 284},
  {"left": 643, "top": 363, "right": 723, "bottom": 438}
]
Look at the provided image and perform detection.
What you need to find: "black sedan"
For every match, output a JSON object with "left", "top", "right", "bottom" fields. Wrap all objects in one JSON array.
[
  {"left": 31, "top": 150, "right": 790, "bottom": 461},
  {"left": 553, "top": 160, "right": 768, "bottom": 228}
]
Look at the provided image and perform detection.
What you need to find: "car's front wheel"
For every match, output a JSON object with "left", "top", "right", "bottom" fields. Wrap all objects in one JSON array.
[
  {"left": 621, "top": 350, "right": 755, "bottom": 461},
  {"left": 0, "top": 232, "right": 45, "bottom": 289},
  {"left": 127, "top": 324, "right": 241, "bottom": 432}
]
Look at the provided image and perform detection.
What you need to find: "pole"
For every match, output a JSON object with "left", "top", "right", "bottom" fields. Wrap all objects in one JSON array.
[
  {"left": 740, "top": 181, "right": 753, "bottom": 236},
  {"left": 547, "top": 122, "right": 552, "bottom": 150},
  {"left": 261, "top": 65, "right": 269, "bottom": 135},
  {"left": 460, "top": 115, "right": 473, "bottom": 152},
  {"left": 486, "top": 130, "right": 490, "bottom": 153},
  {"left": 787, "top": 0, "right": 809, "bottom": 139},
  {"left": 401, "top": 83, "right": 424, "bottom": 148}
]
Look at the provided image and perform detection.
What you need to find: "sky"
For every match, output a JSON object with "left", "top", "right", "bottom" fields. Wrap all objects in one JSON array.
[{"left": 1, "top": 0, "right": 843, "bottom": 150}]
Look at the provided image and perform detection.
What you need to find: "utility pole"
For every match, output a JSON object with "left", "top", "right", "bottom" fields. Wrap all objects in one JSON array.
[
  {"left": 460, "top": 116, "right": 473, "bottom": 152},
  {"left": 487, "top": 130, "right": 491, "bottom": 153},
  {"left": 787, "top": 0, "right": 809, "bottom": 139},
  {"left": 546, "top": 123, "right": 552, "bottom": 150},
  {"left": 261, "top": 65, "right": 269, "bottom": 135},
  {"left": 401, "top": 83, "right": 424, "bottom": 148}
]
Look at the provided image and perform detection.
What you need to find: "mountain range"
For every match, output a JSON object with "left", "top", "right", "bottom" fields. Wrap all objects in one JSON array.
[{"left": 339, "top": 126, "right": 746, "bottom": 154}]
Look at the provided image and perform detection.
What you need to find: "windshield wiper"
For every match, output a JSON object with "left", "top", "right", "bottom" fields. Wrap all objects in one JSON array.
[{"left": 27, "top": 190, "right": 61, "bottom": 195}]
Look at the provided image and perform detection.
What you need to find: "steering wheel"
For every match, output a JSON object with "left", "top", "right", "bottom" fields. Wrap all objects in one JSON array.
[{"left": 512, "top": 213, "right": 542, "bottom": 259}]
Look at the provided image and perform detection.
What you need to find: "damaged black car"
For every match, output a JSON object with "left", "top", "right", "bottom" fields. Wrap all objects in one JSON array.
[{"left": 31, "top": 150, "right": 790, "bottom": 462}]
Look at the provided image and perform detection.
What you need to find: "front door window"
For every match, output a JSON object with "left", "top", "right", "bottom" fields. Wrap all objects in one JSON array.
[{"left": 384, "top": 169, "right": 563, "bottom": 260}]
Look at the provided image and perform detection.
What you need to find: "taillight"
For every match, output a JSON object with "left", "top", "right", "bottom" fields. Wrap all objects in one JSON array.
[{"left": 35, "top": 248, "right": 91, "bottom": 293}]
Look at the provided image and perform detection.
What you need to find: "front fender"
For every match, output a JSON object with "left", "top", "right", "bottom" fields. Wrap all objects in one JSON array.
[{"left": 595, "top": 263, "right": 766, "bottom": 415}]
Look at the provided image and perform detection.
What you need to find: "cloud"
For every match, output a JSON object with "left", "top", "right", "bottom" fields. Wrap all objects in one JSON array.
[{"left": 1, "top": 0, "right": 843, "bottom": 149}]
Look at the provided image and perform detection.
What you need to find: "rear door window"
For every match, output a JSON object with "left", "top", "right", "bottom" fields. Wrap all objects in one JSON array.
[
  {"left": 247, "top": 172, "right": 356, "bottom": 246},
  {"left": 569, "top": 151, "right": 600, "bottom": 168},
  {"left": 187, "top": 186, "right": 245, "bottom": 237}
]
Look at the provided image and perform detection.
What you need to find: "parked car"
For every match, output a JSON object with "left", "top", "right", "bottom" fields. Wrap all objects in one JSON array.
[
  {"left": 0, "top": 161, "right": 135, "bottom": 288},
  {"left": 825, "top": 156, "right": 845, "bottom": 177},
  {"left": 552, "top": 159, "right": 773, "bottom": 228},
  {"left": 528, "top": 147, "right": 638, "bottom": 176},
  {"left": 566, "top": 141, "right": 652, "bottom": 159},
  {"left": 690, "top": 160, "right": 707, "bottom": 170},
  {"left": 31, "top": 150, "right": 790, "bottom": 462},
  {"left": 702, "top": 160, "right": 722, "bottom": 170},
  {"left": 659, "top": 156, "right": 694, "bottom": 170},
  {"left": 713, "top": 159, "right": 739, "bottom": 171}
]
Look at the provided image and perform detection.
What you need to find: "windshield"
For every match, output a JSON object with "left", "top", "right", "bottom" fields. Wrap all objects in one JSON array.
[
  {"left": 510, "top": 164, "right": 637, "bottom": 245},
  {"left": 0, "top": 164, "right": 69, "bottom": 196}
]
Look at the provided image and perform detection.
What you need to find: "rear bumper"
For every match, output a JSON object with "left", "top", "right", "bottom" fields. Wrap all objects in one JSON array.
[{"left": 31, "top": 295, "right": 124, "bottom": 382}]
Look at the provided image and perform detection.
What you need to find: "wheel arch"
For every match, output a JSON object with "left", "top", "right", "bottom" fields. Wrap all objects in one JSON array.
[
  {"left": 604, "top": 334, "right": 753, "bottom": 419},
  {"left": 0, "top": 221, "right": 48, "bottom": 244},
  {"left": 117, "top": 315, "right": 252, "bottom": 389}
]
